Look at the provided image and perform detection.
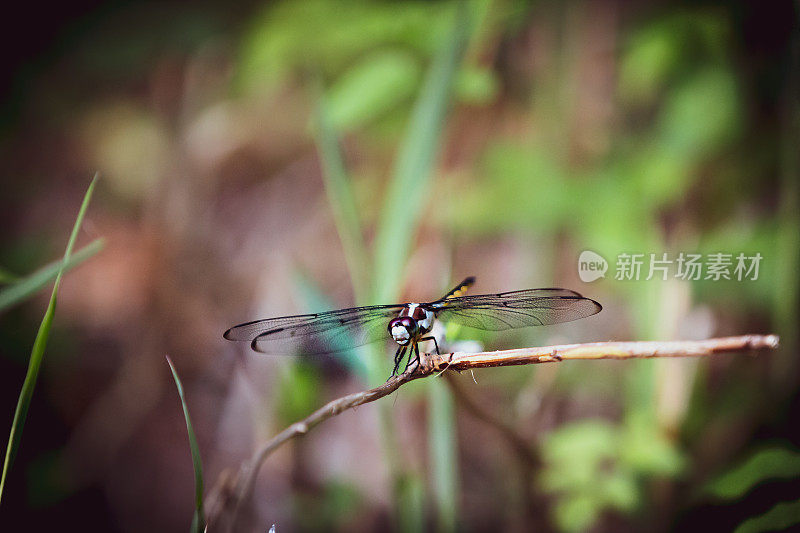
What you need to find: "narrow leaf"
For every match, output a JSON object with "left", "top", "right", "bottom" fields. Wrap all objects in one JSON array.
[
  {"left": 314, "top": 91, "right": 371, "bottom": 303},
  {"left": 166, "top": 356, "right": 206, "bottom": 533},
  {"left": 372, "top": 0, "right": 472, "bottom": 303},
  {"left": 735, "top": 499, "right": 800, "bottom": 533},
  {"left": 1, "top": 174, "right": 98, "bottom": 503},
  {"left": 0, "top": 239, "right": 105, "bottom": 313},
  {"left": 706, "top": 447, "right": 800, "bottom": 500}
]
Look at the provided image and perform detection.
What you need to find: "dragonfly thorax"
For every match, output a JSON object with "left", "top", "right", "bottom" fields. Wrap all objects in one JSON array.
[{"left": 388, "top": 304, "right": 434, "bottom": 346}]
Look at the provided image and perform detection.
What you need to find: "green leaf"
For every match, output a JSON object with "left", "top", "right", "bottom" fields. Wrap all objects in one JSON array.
[
  {"left": 454, "top": 64, "right": 498, "bottom": 104},
  {"left": 620, "top": 412, "right": 685, "bottom": 476},
  {"left": 1, "top": 174, "right": 98, "bottom": 503},
  {"left": 372, "top": 0, "right": 472, "bottom": 304},
  {"left": 735, "top": 499, "right": 800, "bottom": 533},
  {"left": 553, "top": 493, "right": 599, "bottom": 533},
  {"left": 706, "top": 447, "right": 800, "bottom": 500},
  {"left": 658, "top": 67, "right": 740, "bottom": 160},
  {"left": 237, "top": 0, "right": 449, "bottom": 95},
  {"left": 603, "top": 471, "right": 640, "bottom": 511},
  {"left": 327, "top": 51, "right": 421, "bottom": 130},
  {"left": 166, "top": 356, "right": 206, "bottom": 533},
  {"left": 618, "top": 20, "right": 683, "bottom": 105},
  {"left": 0, "top": 239, "right": 105, "bottom": 313}
]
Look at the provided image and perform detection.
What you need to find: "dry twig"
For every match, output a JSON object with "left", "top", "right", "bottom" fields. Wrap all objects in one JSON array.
[{"left": 208, "top": 334, "right": 779, "bottom": 530}]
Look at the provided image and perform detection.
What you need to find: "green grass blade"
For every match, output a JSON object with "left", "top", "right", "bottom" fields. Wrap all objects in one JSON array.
[
  {"left": 0, "top": 239, "right": 105, "bottom": 313},
  {"left": 372, "top": 0, "right": 471, "bottom": 304},
  {"left": 314, "top": 91, "right": 371, "bottom": 303},
  {"left": 1, "top": 174, "right": 98, "bottom": 504},
  {"left": 365, "top": 3, "right": 471, "bottom": 529},
  {"left": 166, "top": 356, "right": 206, "bottom": 533},
  {"left": 428, "top": 379, "right": 459, "bottom": 533}
]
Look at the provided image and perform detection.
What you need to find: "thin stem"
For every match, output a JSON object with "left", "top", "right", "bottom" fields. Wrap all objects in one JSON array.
[
  {"left": 434, "top": 335, "right": 779, "bottom": 371},
  {"left": 207, "top": 334, "right": 778, "bottom": 530}
]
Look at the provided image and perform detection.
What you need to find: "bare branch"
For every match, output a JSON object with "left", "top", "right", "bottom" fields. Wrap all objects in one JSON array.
[
  {"left": 210, "top": 361, "right": 428, "bottom": 531},
  {"left": 208, "top": 334, "right": 779, "bottom": 530},
  {"left": 430, "top": 334, "right": 779, "bottom": 371}
]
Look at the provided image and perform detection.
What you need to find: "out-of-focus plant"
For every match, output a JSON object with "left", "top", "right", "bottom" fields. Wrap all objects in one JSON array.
[
  {"left": 540, "top": 419, "right": 684, "bottom": 532},
  {"left": 703, "top": 446, "right": 800, "bottom": 532},
  {"left": 434, "top": 6, "right": 778, "bottom": 532},
  {"left": 261, "top": 1, "right": 476, "bottom": 530},
  {"left": 735, "top": 499, "right": 800, "bottom": 533},
  {"left": 239, "top": 0, "right": 497, "bottom": 133},
  {"left": 705, "top": 446, "right": 800, "bottom": 500},
  {"left": 293, "top": 481, "right": 364, "bottom": 531}
]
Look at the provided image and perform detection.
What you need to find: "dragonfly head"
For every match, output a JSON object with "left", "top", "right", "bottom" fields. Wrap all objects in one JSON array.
[{"left": 388, "top": 316, "right": 417, "bottom": 345}]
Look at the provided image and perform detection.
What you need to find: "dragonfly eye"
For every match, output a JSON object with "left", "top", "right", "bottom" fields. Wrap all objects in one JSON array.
[
  {"left": 401, "top": 317, "right": 417, "bottom": 333},
  {"left": 388, "top": 317, "right": 417, "bottom": 345}
]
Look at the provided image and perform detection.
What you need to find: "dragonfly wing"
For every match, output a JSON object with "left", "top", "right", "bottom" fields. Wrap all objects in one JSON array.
[
  {"left": 224, "top": 304, "right": 404, "bottom": 355},
  {"left": 430, "top": 289, "right": 601, "bottom": 331}
]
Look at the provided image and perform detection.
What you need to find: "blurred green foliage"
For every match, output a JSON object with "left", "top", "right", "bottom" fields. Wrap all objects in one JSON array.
[
  {"left": 735, "top": 499, "right": 800, "bottom": 533},
  {"left": 706, "top": 446, "right": 800, "bottom": 500},
  {"left": 294, "top": 480, "right": 364, "bottom": 530},
  {"left": 327, "top": 51, "right": 422, "bottom": 130},
  {"left": 540, "top": 418, "right": 684, "bottom": 532},
  {"left": 239, "top": 0, "right": 497, "bottom": 132},
  {"left": 308, "top": 4, "right": 474, "bottom": 531},
  {"left": 276, "top": 361, "right": 323, "bottom": 426},
  {"left": 242, "top": 1, "right": 792, "bottom": 531},
  {"left": 240, "top": 0, "right": 452, "bottom": 93}
]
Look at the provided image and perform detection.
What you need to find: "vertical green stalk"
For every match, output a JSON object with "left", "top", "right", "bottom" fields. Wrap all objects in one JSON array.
[
  {"left": 370, "top": 3, "right": 472, "bottom": 530},
  {"left": 428, "top": 378, "right": 459, "bottom": 532},
  {"left": 372, "top": 0, "right": 472, "bottom": 305},
  {"left": 314, "top": 94, "right": 372, "bottom": 303},
  {"left": 772, "top": 33, "right": 800, "bottom": 390},
  {"left": 315, "top": 2, "right": 472, "bottom": 529}
]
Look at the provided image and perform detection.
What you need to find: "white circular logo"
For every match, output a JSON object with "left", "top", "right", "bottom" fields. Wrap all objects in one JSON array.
[{"left": 578, "top": 250, "right": 608, "bottom": 282}]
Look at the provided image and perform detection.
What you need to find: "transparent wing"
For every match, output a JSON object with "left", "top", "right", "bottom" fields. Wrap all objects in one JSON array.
[
  {"left": 429, "top": 288, "right": 602, "bottom": 331},
  {"left": 223, "top": 303, "right": 405, "bottom": 355}
]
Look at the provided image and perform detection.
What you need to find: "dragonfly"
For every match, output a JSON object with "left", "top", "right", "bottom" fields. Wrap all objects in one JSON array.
[{"left": 223, "top": 277, "right": 602, "bottom": 376}]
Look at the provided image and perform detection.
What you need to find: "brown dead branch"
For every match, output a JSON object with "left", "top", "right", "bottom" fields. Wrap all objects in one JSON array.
[{"left": 208, "top": 334, "right": 779, "bottom": 530}]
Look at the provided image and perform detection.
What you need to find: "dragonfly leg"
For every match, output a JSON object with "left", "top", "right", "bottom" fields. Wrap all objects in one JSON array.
[
  {"left": 391, "top": 345, "right": 406, "bottom": 377},
  {"left": 418, "top": 335, "right": 440, "bottom": 355},
  {"left": 402, "top": 341, "right": 420, "bottom": 374}
]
